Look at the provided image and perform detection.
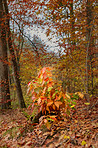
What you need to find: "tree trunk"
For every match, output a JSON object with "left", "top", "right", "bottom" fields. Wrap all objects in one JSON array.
[
  {"left": 70, "top": 0, "right": 76, "bottom": 47},
  {"left": 4, "top": 0, "right": 26, "bottom": 108},
  {"left": 86, "top": 0, "right": 93, "bottom": 94},
  {"left": 0, "top": 0, "right": 11, "bottom": 109}
]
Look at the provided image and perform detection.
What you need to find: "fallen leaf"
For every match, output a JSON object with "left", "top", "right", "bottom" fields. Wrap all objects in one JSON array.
[
  {"left": 84, "top": 102, "right": 90, "bottom": 105},
  {"left": 81, "top": 140, "right": 86, "bottom": 146},
  {"left": 64, "top": 135, "right": 70, "bottom": 139}
]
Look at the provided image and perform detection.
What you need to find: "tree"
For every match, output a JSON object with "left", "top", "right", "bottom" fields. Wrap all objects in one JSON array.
[
  {"left": 4, "top": 0, "right": 97, "bottom": 96},
  {"left": 0, "top": 0, "right": 11, "bottom": 109},
  {"left": 40, "top": 0, "right": 97, "bottom": 95},
  {"left": 1, "top": 0, "right": 26, "bottom": 108},
  {"left": 85, "top": 0, "right": 95, "bottom": 94}
]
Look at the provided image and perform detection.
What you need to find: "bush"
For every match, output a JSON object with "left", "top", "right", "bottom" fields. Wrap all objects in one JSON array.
[{"left": 27, "top": 67, "right": 77, "bottom": 128}]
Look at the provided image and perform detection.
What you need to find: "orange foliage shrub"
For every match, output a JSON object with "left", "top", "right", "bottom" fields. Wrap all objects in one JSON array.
[{"left": 27, "top": 67, "right": 77, "bottom": 126}]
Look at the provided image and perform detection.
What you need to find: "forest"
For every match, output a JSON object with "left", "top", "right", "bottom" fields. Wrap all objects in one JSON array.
[{"left": 0, "top": 0, "right": 98, "bottom": 147}]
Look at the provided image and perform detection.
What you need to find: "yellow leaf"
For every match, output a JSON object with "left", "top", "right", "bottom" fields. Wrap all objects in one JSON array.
[
  {"left": 64, "top": 135, "right": 70, "bottom": 139},
  {"left": 74, "top": 120, "right": 78, "bottom": 123},
  {"left": 84, "top": 102, "right": 90, "bottom": 105},
  {"left": 71, "top": 105, "right": 75, "bottom": 108},
  {"left": 81, "top": 140, "right": 86, "bottom": 146}
]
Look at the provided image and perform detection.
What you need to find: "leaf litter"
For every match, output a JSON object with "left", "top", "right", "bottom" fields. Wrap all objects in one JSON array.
[{"left": 0, "top": 96, "right": 98, "bottom": 148}]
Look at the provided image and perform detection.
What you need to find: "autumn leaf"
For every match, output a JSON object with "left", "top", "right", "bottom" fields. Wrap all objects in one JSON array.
[
  {"left": 46, "top": 121, "right": 51, "bottom": 130},
  {"left": 46, "top": 106, "right": 50, "bottom": 112},
  {"left": 65, "top": 93, "right": 71, "bottom": 99},
  {"left": 38, "top": 98, "right": 41, "bottom": 104},
  {"left": 81, "top": 140, "right": 86, "bottom": 146},
  {"left": 84, "top": 102, "right": 90, "bottom": 105},
  {"left": 64, "top": 135, "right": 70, "bottom": 139},
  {"left": 52, "top": 91, "right": 58, "bottom": 98},
  {"left": 49, "top": 115, "right": 57, "bottom": 121},
  {"left": 54, "top": 101, "right": 62, "bottom": 109},
  {"left": 75, "top": 92, "right": 84, "bottom": 99},
  {"left": 53, "top": 104, "right": 56, "bottom": 110},
  {"left": 47, "top": 87, "right": 53, "bottom": 92},
  {"left": 46, "top": 28, "right": 51, "bottom": 36},
  {"left": 71, "top": 105, "right": 75, "bottom": 108},
  {"left": 47, "top": 100, "right": 53, "bottom": 106}
]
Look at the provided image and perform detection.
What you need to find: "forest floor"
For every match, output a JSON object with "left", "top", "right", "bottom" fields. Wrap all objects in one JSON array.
[{"left": 0, "top": 96, "right": 98, "bottom": 148}]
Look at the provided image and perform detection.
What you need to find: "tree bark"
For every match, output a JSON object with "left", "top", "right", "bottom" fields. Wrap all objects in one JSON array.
[
  {"left": 4, "top": 0, "right": 26, "bottom": 108},
  {"left": 86, "top": 0, "right": 93, "bottom": 94},
  {"left": 0, "top": 0, "right": 11, "bottom": 109},
  {"left": 70, "top": 0, "right": 76, "bottom": 47}
]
